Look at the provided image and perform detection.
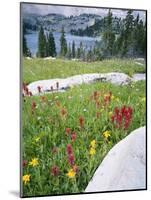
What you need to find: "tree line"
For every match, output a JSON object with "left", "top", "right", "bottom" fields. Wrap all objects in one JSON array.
[
  {"left": 23, "top": 9, "right": 146, "bottom": 60},
  {"left": 102, "top": 10, "right": 146, "bottom": 58}
]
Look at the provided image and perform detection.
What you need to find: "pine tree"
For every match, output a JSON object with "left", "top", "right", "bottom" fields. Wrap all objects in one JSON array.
[
  {"left": 121, "top": 10, "right": 134, "bottom": 56},
  {"left": 67, "top": 43, "right": 72, "bottom": 59},
  {"left": 38, "top": 26, "right": 47, "bottom": 57},
  {"left": 23, "top": 25, "right": 31, "bottom": 57},
  {"left": 79, "top": 41, "right": 84, "bottom": 59},
  {"left": 87, "top": 47, "right": 93, "bottom": 62},
  {"left": 60, "top": 27, "right": 67, "bottom": 57},
  {"left": 102, "top": 9, "right": 115, "bottom": 56},
  {"left": 77, "top": 47, "right": 81, "bottom": 59},
  {"left": 72, "top": 41, "right": 76, "bottom": 58},
  {"left": 47, "top": 31, "right": 56, "bottom": 57}
]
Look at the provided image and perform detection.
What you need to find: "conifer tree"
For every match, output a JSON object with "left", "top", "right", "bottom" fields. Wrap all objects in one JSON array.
[
  {"left": 72, "top": 40, "right": 76, "bottom": 58},
  {"left": 48, "top": 31, "right": 56, "bottom": 57},
  {"left": 23, "top": 25, "right": 31, "bottom": 57},
  {"left": 102, "top": 9, "right": 115, "bottom": 56},
  {"left": 67, "top": 43, "right": 72, "bottom": 59},
  {"left": 60, "top": 27, "right": 67, "bottom": 57},
  {"left": 38, "top": 26, "right": 47, "bottom": 57},
  {"left": 121, "top": 10, "right": 134, "bottom": 56}
]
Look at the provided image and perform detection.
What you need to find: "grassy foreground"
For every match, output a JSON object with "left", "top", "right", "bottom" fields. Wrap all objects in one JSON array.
[
  {"left": 22, "top": 78, "right": 146, "bottom": 196},
  {"left": 23, "top": 58, "right": 146, "bottom": 84}
]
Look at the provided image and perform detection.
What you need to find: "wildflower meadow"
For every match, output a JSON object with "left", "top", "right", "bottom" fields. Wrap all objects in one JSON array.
[{"left": 22, "top": 58, "right": 146, "bottom": 196}]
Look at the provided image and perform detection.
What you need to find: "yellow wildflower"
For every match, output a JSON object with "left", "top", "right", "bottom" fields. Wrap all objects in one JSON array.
[
  {"left": 66, "top": 169, "right": 76, "bottom": 178},
  {"left": 90, "top": 140, "right": 96, "bottom": 148},
  {"left": 103, "top": 131, "right": 111, "bottom": 139},
  {"left": 22, "top": 174, "right": 30, "bottom": 185},
  {"left": 89, "top": 147, "right": 96, "bottom": 156},
  {"left": 29, "top": 158, "right": 39, "bottom": 167}
]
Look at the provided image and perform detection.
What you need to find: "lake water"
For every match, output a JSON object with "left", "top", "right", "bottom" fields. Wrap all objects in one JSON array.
[{"left": 25, "top": 31, "right": 101, "bottom": 56}]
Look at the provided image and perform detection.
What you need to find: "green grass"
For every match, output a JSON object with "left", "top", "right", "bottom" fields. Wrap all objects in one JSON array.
[
  {"left": 22, "top": 80, "right": 146, "bottom": 196},
  {"left": 23, "top": 58, "right": 146, "bottom": 84}
]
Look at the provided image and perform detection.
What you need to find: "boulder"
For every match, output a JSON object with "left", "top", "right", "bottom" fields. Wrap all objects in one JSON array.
[
  {"left": 85, "top": 126, "right": 146, "bottom": 192},
  {"left": 27, "top": 72, "right": 145, "bottom": 96}
]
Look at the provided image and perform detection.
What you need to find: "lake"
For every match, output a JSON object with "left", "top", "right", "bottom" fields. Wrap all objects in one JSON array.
[{"left": 25, "top": 31, "right": 101, "bottom": 56}]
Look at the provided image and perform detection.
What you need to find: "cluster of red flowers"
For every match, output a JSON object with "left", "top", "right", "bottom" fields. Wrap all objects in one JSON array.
[
  {"left": 104, "top": 91, "right": 112, "bottom": 106},
  {"left": 66, "top": 144, "right": 75, "bottom": 166},
  {"left": 61, "top": 108, "right": 67, "bottom": 117},
  {"left": 65, "top": 128, "right": 77, "bottom": 142},
  {"left": 23, "top": 160, "right": 27, "bottom": 167},
  {"left": 32, "top": 101, "right": 36, "bottom": 113},
  {"left": 91, "top": 91, "right": 101, "bottom": 108},
  {"left": 22, "top": 82, "right": 32, "bottom": 96},
  {"left": 37, "top": 86, "right": 42, "bottom": 93},
  {"left": 111, "top": 105, "right": 133, "bottom": 129},
  {"left": 79, "top": 116, "right": 84, "bottom": 128},
  {"left": 51, "top": 165, "right": 60, "bottom": 176}
]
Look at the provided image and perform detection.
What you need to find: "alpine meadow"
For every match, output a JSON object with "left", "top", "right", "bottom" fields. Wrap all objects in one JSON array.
[{"left": 21, "top": 3, "right": 146, "bottom": 197}]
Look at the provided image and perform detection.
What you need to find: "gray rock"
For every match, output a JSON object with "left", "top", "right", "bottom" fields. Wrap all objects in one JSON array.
[
  {"left": 27, "top": 72, "right": 145, "bottom": 96},
  {"left": 85, "top": 126, "right": 146, "bottom": 192},
  {"left": 132, "top": 73, "right": 146, "bottom": 82}
]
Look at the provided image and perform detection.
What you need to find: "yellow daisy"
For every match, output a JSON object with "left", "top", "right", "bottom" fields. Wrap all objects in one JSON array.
[
  {"left": 66, "top": 169, "right": 76, "bottom": 178},
  {"left": 103, "top": 131, "right": 111, "bottom": 139},
  {"left": 90, "top": 140, "right": 96, "bottom": 148},
  {"left": 89, "top": 147, "right": 96, "bottom": 156},
  {"left": 22, "top": 174, "right": 30, "bottom": 185},
  {"left": 29, "top": 158, "right": 39, "bottom": 167}
]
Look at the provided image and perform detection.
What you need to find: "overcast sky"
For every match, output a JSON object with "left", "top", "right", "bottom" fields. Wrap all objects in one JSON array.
[{"left": 22, "top": 3, "right": 146, "bottom": 19}]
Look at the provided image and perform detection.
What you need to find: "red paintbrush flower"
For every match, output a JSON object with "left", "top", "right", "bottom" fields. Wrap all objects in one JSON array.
[
  {"left": 66, "top": 144, "right": 73, "bottom": 155},
  {"left": 68, "top": 154, "right": 75, "bottom": 166},
  {"left": 79, "top": 116, "right": 84, "bottom": 128},
  {"left": 61, "top": 108, "right": 67, "bottom": 116},
  {"left": 29, "top": 91, "right": 32, "bottom": 96},
  {"left": 37, "top": 86, "right": 41, "bottom": 93},
  {"left": 32, "top": 101, "right": 36, "bottom": 113},
  {"left": 24, "top": 86, "right": 29, "bottom": 96},
  {"left": 50, "top": 166, "right": 59, "bottom": 176},
  {"left": 111, "top": 106, "right": 133, "bottom": 130},
  {"left": 71, "top": 132, "right": 76, "bottom": 142},
  {"left": 23, "top": 160, "right": 27, "bottom": 167},
  {"left": 22, "top": 82, "right": 27, "bottom": 91},
  {"left": 66, "top": 128, "right": 71, "bottom": 135}
]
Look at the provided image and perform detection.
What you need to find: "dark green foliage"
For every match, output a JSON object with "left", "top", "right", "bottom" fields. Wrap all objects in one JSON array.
[
  {"left": 38, "top": 26, "right": 47, "bottom": 58},
  {"left": 60, "top": 27, "right": 67, "bottom": 57},
  {"left": 23, "top": 25, "right": 31, "bottom": 57},
  {"left": 47, "top": 32, "right": 56, "bottom": 57},
  {"left": 115, "top": 10, "right": 146, "bottom": 57},
  {"left": 67, "top": 43, "right": 72, "bottom": 59},
  {"left": 72, "top": 40, "right": 76, "bottom": 58},
  {"left": 102, "top": 9, "right": 115, "bottom": 57}
]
